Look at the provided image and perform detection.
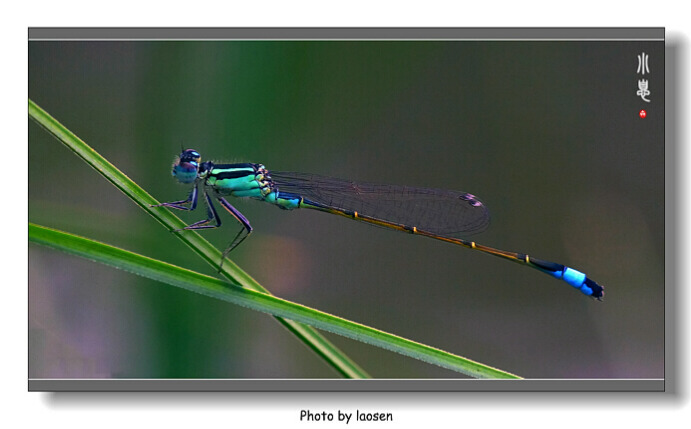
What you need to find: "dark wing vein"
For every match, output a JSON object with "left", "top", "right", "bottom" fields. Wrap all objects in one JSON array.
[{"left": 270, "top": 171, "right": 489, "bottom": 237}]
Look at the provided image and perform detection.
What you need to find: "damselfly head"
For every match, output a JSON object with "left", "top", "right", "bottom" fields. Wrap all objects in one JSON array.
[{"left": 172, "top": 149, "right": 201, "bottom": 184}]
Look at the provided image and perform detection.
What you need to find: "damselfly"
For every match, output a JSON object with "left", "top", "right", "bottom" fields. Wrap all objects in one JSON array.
[{"left": 153, "top": 149, "right": 604, "bottom": 300}]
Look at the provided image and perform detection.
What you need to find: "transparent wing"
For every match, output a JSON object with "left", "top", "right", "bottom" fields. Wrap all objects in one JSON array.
[{"left": 270, "top": 171, "right": 490, "bottom": 237}]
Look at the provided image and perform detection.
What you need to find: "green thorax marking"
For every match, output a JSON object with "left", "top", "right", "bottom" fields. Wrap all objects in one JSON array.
[{"left": 204, "top": 163, "right": 273, "bottom": 199}]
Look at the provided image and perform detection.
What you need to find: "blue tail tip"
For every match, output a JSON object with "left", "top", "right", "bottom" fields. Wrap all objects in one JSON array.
[{"left": 585, "top": 278, "right": 605, "bottom": 301}]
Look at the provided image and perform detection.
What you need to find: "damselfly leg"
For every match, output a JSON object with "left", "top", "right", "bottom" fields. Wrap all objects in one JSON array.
[
  {"left": 154, "top": 185, "right": 253, "bottom": 269},
  {"left": 151, "top": 185, "right": 199, "bottom": 211},
  {"left": 217, "top": 196, "right": 253, "bottom": 267}
]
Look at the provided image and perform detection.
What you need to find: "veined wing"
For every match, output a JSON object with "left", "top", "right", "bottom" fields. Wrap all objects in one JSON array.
[{"left": 270, "top": 171, "right": 489, "bottom": 237}]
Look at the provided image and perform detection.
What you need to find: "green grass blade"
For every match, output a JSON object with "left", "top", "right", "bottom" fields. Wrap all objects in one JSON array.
[
  {"left": 28, "top": 98, "right": 368, "bottom": 378},
  {"left": 30, "top": 223, "right": 521, "bottom": 379}
]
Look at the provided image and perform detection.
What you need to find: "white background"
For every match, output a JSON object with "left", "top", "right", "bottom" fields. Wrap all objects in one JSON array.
[{"left": 7, "top": 1, "right": 688, "bottom": 426}]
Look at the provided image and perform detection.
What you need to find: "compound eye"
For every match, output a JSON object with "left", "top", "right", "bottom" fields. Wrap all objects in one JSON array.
[
  {"left": 180, "top": 149, "right": 201, "bottom": 164},
  {"left": 172, "top": 149, "right": 202, "bottom": 183}
]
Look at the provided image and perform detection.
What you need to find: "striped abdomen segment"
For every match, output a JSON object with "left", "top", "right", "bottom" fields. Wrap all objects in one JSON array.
[{"left": 299, "top": 197, "right": 604, "bottom": 300}]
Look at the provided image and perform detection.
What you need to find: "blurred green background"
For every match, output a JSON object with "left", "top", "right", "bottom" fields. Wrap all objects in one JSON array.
[{"left": 29, "top": 40, "right": 664, "bottom": 379}]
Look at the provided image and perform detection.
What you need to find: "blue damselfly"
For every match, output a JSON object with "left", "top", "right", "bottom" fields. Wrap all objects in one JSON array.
[{"left": 153, "top": 149, "right": 604, "bottom": 300}]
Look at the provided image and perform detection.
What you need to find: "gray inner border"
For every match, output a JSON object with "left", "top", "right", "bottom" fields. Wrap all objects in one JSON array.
[
  {"left": 28, "top": 27, "right": 664, "bottom": 40},
  {"left": 30, "top": 379, "right": 664, "bottom": 392},
  {"left": 28, "top": 27, "right": 668, "bottom": 393}
]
